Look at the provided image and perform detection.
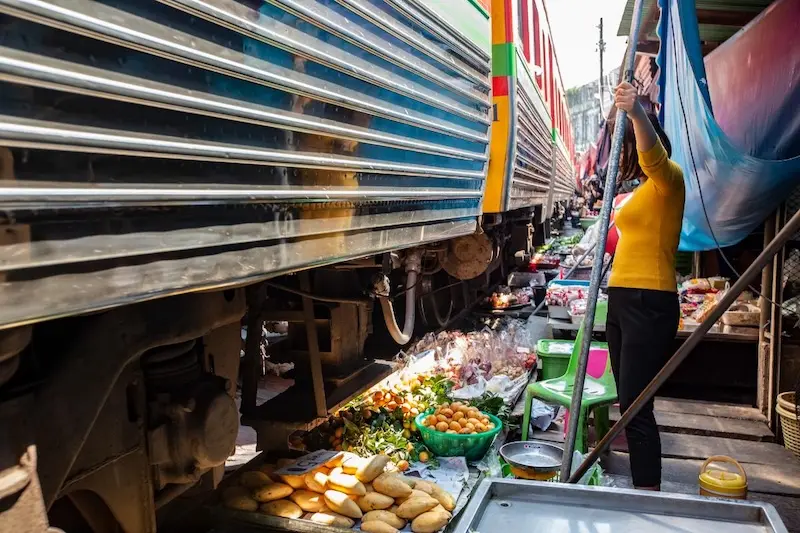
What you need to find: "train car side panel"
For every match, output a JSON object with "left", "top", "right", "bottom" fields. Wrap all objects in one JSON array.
[{"left": 0, "top": 0, "right": 492, "bottom": 331}]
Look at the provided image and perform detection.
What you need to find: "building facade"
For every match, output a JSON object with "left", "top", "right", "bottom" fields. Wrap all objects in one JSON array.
[{"left": 567, "top": 67, "right": 619, "bottom": 154}]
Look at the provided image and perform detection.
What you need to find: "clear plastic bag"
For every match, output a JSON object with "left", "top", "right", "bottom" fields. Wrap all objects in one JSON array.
[{"left": 569, "top": 451, "right": 605, "bottom": 486}]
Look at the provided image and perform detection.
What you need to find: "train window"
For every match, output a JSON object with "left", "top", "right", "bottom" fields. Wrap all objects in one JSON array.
[
  {"left": 533, "top": 5, "right": 542, "bottom": 86},
  {"left": 556, "top": 99, "right": 560, "bottom": 131},
  {"left": 543, "top": 39, "right": 550, "bottom": 102},
  {"left": 556, "top": 101, "right": 562, "bottom": 135},
  {"left": 548, "top": 40, "right": 555, "bottom": 115},
  {"left": 558, "top": 98, "right": 562, "bottom": 131},
  {"left": 555, "top": 105, "right": 558, "bottom": 131},
  {"left": 517, "top": 0, "right": 531, "bottom": 61}
]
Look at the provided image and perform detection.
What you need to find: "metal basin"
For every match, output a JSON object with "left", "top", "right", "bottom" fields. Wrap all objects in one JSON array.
[{"left": 499, "top": 441, "right": 563, "bottom": 481}]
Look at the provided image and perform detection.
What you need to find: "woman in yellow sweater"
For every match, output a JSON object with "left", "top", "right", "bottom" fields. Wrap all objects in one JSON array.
[{"left": 607, "top": 82, "right": 685, "bottom": 490}]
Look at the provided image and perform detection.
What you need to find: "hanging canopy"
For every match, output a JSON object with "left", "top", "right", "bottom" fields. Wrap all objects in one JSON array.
[{"left": 656, "top": 0, "right": 800, "bottom": 251}]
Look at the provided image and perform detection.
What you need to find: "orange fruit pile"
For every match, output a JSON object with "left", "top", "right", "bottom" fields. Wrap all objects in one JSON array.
[{"left": 420, "top": 402, "right": 495, "bottom": 435}]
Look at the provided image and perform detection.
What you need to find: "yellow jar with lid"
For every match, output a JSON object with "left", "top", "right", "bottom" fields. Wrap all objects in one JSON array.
[{"left": 698, "top": 456, "right": 748, "bottom": 499}]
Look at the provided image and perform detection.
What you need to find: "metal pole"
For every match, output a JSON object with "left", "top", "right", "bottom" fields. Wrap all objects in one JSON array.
[
  {"left": 598, "top": 18, "right": 606, "bottom": 116},
  {"left": 569, "top": 205, "right": 800, "bottom": 483},
  {"left": 559, "top": 0, "right": 646, "bottom": 481}
]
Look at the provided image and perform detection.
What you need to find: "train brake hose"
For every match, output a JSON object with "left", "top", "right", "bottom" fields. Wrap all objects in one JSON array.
[{"left": 377, "top": 251, "right": 421, "bottom": 345}]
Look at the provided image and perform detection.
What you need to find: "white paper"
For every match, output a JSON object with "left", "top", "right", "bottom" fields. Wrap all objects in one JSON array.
[
  {"left": 406, "top": 456, "right": 468, "bottom": 514},
  {"left": 273, "top": 449, "right": 338, "bottom": 476}
]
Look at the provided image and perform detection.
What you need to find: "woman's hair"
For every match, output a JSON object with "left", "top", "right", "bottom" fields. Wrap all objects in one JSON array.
[{"left": 617, "top": 112, "right": 672, "bottom": 182}]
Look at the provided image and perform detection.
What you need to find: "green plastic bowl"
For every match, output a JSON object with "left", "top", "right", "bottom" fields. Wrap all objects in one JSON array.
[{"left": 415, "top": 409, "right": 503, "bottom": 461}]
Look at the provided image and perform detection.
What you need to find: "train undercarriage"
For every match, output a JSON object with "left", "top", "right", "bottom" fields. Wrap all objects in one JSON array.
[{"left": 0, "top": 204, "right": 557, "bottom": 533}]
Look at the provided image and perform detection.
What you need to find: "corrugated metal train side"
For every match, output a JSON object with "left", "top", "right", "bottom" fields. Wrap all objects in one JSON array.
[
  {"left": 483, "top": 0, "right": 576, "bottom": 215},
  {"left": 0, "top": 0, "right": 492, "bottom": 330}
]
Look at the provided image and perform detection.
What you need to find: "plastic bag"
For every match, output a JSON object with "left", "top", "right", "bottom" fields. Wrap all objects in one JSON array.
[
  {"left": 569, "top": 450, "right": 604, "bottom": 486},
  {"left": 527, "top": 398, "right": 555, "bottom": 432},
  {"left": 574, "top": 223, "right": 600, "bottom": 256},
  {"left": 475, "top": 445, "right": 505, "bottom": 478},
  {"left": 545, "top": 285, "right": 587, "bottom": 307},
  {"left": 569, "top": 298, "right": 588, "bottom": 317}
]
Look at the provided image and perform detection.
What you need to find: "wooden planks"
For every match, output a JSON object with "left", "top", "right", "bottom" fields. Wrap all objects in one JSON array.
[
  {"left": 609, "top": 405, "right": 774, "bottom": 441},
  {"left": 603, "top": 451, "right": 800, "bottom": 496},
  {"left": 531, "top": 420, "right": 566, "bottom": 443},
  {"left": 652, "top": 398, "right": 768, "bottom": 423},
  {"left": 605, "top": 473, "right": 800, "bottom": 533},
  {"left": 580, "top": 397, "right": 800, "bottom": 527},
  {"left": 528, "top": 398, "right": 773, "bottom": 444},
  {"left": 611, "top": 432, "right": 796, "bottom": 466}
]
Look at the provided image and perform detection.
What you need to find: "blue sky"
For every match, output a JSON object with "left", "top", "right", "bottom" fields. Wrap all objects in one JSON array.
[{"left": 546, "top": 0, "right": 630, "bottom": 89}]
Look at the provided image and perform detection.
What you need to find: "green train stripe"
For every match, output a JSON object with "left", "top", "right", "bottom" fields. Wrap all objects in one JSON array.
[
  {"left": 492, "top": 43, "right": 516, "bottom": 77},
  {"left": 466, "top": 0, "right": 490, "bottom": 19},
  {"left": 417, "top": 0, "right": 491, "bottom": 56}
]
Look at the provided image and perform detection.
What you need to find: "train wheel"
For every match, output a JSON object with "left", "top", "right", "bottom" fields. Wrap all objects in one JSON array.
[{"left": 417, "top": 271, "right": 458, "bottom": 329}]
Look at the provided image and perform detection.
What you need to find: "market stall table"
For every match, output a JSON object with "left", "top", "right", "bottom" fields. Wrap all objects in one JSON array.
[{"left": 547, "top": 317, "right": 759, "bottom": 342}]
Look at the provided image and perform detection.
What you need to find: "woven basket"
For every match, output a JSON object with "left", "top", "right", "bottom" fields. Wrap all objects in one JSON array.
[{"left": 777, "top": 392, "right": 800, "bottom": 457}]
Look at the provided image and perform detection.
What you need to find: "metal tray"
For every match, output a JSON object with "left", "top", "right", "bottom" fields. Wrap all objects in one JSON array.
[
  {"left": 209, "top": 507, "right": 347, "bottom": 533},
  {"left": 452, "top": 479, "right": 788, "bottom": 533}
]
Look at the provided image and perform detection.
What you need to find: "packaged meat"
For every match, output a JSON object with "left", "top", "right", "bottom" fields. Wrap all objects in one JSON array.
[{"left": 569, "top": 299, "right": 588, "bottom": 316}]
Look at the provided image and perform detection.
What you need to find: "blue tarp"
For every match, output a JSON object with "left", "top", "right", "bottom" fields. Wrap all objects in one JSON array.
[{"left": 656, "top": 0, "right": 800, "bottom": 251}]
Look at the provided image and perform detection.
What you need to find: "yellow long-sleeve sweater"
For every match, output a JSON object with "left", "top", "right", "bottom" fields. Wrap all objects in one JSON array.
[{"left": 608, "top": 141, "right": 686, "bottom": 292}]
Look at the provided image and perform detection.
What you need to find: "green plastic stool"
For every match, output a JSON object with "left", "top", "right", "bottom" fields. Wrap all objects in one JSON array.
[{"left": 522, "top": 301, "right": 617, "bottom": 453}]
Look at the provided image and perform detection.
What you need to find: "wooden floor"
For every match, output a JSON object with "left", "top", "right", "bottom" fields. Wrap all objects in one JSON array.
[{"left": 531, "top": 396, "right": 800, "bottom": 531}]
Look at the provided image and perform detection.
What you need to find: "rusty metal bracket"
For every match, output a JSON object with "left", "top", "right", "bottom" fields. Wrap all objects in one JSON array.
[
  {"left": 241, "top": 284, "right": 268, "bottom": 416},
  {"left": 299, "top": 272, "right": 328, "bottom": 418}
]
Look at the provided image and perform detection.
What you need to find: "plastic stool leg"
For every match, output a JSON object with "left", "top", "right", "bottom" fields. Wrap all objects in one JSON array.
[
  {"left": 575, "top": 409, "right": 589, "bottom": 455},
  {"left": 521, "top": 387, "right": 533, "bottom": 441},
  {"left": 594, "top": 406, "right": 610, "bottom": 445}
]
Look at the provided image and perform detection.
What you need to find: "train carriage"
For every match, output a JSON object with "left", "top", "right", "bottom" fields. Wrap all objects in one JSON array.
[
  {"left": 485, "top": 0, "right": 575, "bottom": 217},
  {"left": 0, "top": 0, "right": 495, "bottom": 329},
  {"left": 0, "top": 1, "right": 574, "bottom": 531}
]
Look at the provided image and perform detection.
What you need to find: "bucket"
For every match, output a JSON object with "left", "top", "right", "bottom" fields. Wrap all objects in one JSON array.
[
  {"left": 698, "top": 456, "right": 747, "bottom": 499},
  {"left": 535, "top": 340, "right": 609, "bottom": 381},
  {"left": 776, "top": 392, "right": 800, "bottom": 457}
]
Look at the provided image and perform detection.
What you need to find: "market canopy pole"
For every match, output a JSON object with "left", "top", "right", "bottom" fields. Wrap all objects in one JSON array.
[
  {"left": 558, "top": 0, "right": 645, "bottom": 481},
  {"left": 568, "top": 205, "right": 800, "bottom": 483}
]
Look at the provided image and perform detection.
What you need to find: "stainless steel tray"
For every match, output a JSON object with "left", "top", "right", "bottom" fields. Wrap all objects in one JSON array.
[{"left": 452, "top": 479, "right": 788, "bottom": 533}]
